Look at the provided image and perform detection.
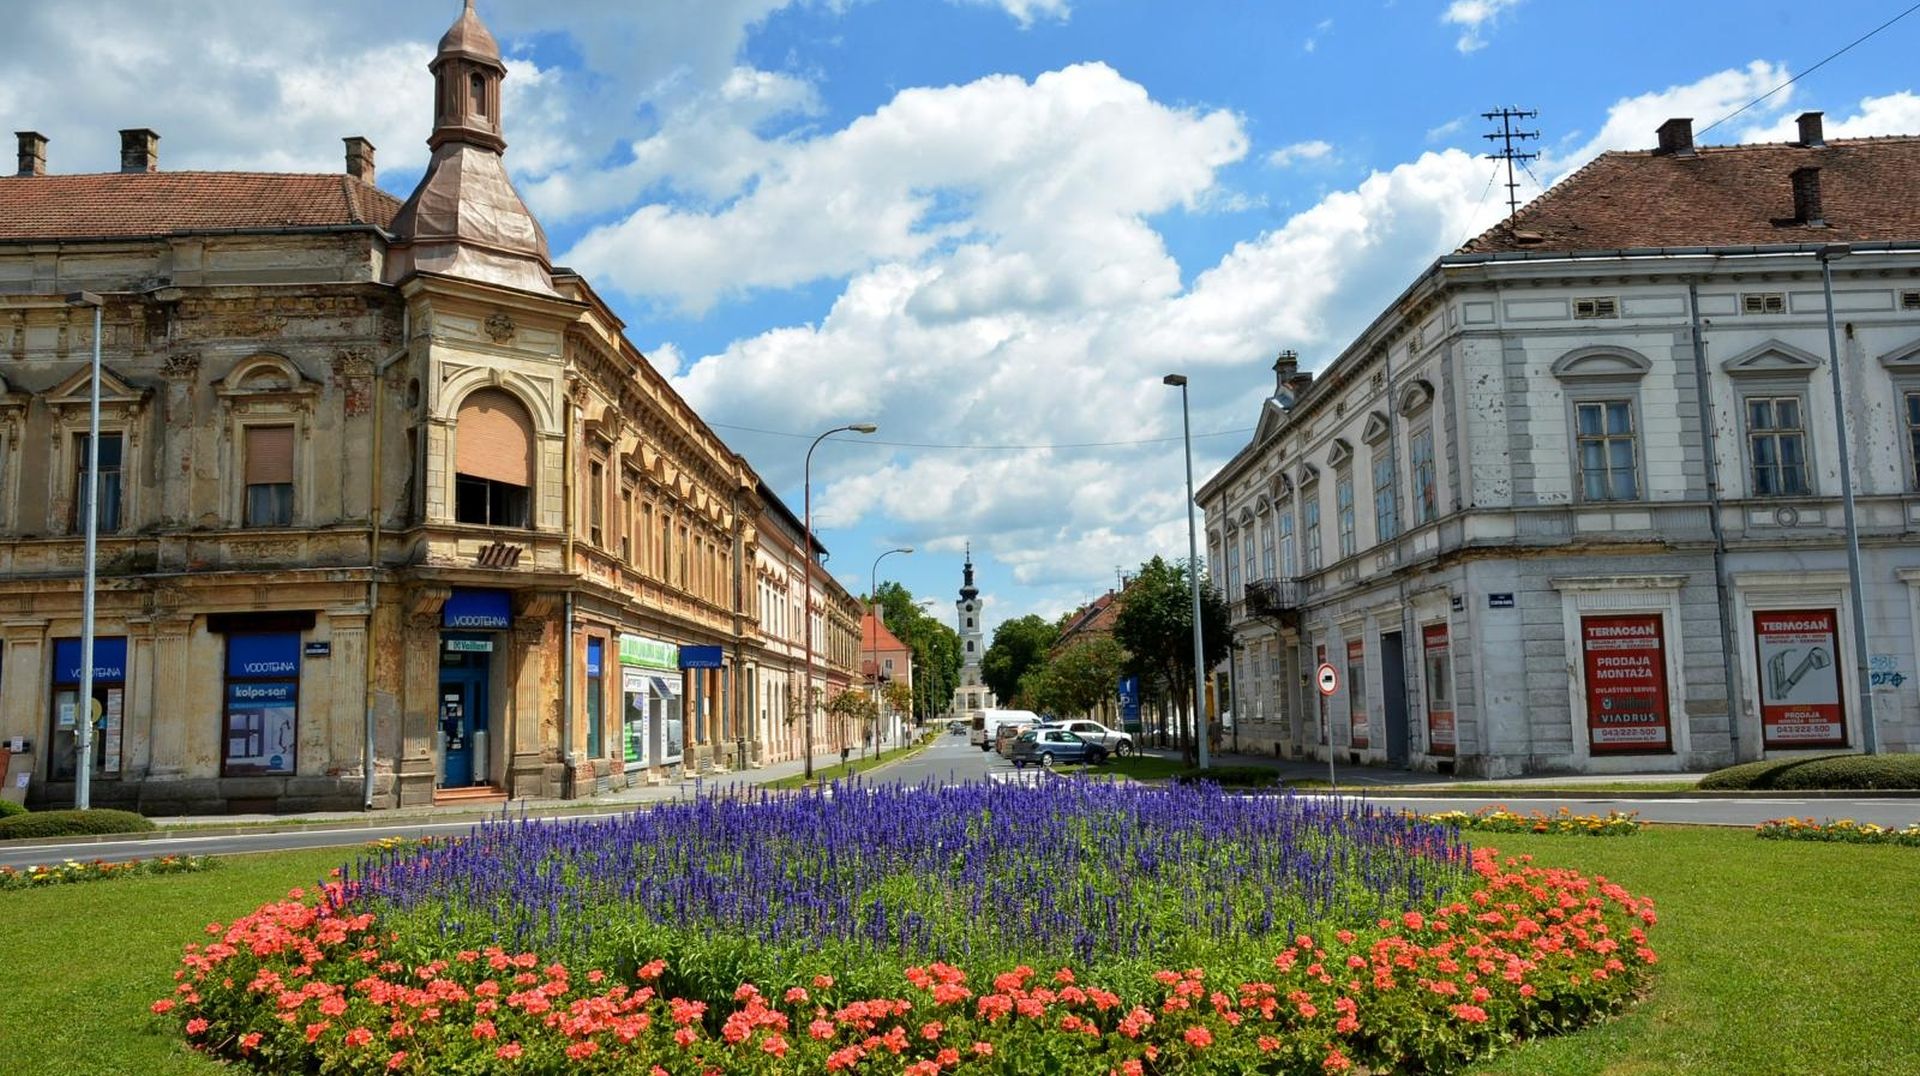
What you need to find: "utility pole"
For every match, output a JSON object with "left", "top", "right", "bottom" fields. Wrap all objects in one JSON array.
[{"left": 1482, "top": 107, "right": 1539, "bottom": 220}]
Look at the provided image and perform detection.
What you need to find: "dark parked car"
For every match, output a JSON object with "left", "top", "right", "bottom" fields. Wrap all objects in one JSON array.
[
  {"left": 1010, "top": 728, "right": 1108, "bottom": 769},
  {"left": 946, "top": 720, "right": 968, "bottom": 735}
]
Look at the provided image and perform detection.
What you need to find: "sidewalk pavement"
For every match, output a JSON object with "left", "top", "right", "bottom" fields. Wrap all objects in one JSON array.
[
  {"left": 146, "top": 749, "right": 861, "bottom": 832},
  {"left": 1138, "top": 746, "right": 1693, "bottom": 789}
]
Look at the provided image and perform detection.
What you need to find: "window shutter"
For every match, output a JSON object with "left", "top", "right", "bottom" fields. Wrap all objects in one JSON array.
[
  {"left": 245, "top": 425, "right": 295, "bottom": 485},
  {"left": 456, "top": 389, "right": 535, "bottom": 487}
]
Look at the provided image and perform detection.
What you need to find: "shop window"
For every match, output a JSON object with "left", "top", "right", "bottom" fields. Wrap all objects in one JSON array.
[
  {"left": 244, "top": 425, "right": 296, "bottom": 527},
  {"left": 1574, "top": 400, "right": 1640, "bottom": 501},
  {"left": 49, "top": 637, "right": 126, "bottom": 781},
  {"left": 453, "top": 389, "right": 533, "bottom": 527},
  {"left": 222, "top": 634, "right": 300, "bottom": 776},
  {"left": 1346, "top": 638, "right": 1369, "bottom": 748},
  {"left": 586, "top": 638, "right": 604, "bottom": 758},
  {"left": 71, "top": 431, "right": 123, "bottom": 533},
  {"left": 1745, "top": 396, "right": 1809, "bottom": 496}
]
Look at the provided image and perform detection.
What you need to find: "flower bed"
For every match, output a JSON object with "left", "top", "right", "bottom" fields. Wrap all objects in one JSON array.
[
  {"left": 1418, "top": 806, "right": 1642, "bottom": 836},
  {"left": 0, "top": 853, "right": 215, "bottom": 890},
  {"left": 160, "top": 784, "right": 1658, "bottom": 1073},
  {"left": 1756, "top": 817, "right": 1920, "bottom": 847}
]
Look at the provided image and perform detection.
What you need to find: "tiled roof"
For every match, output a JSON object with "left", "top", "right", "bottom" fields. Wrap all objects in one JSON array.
[
  {"left": 861, "top": 611, "right": 910, "bottom": 654},
  {"left": 1053, "top": 591, "right": 1120, "bottom": 652},
  {"left": 0, "top": 171, "right": 403, "bottom": 242},
  {"left": 1459, "top": 136, "right": 1920, "bottom": 254}
]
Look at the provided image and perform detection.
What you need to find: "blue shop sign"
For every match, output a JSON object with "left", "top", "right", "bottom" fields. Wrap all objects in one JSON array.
[
  {"left": 443, "top": 589, "right": 513, "bottom": 630},
  {"left": 53, "top": 637, "right": 128, "bottom": 685},
  {"left": 586, "top": 638, "right": 603, "bottom": 678},
  {"left": 226, "top": 633, "right": 302, "bottom": 680},
  {"left": 678, "top": 645, "right": 724, "bottom": 670}
]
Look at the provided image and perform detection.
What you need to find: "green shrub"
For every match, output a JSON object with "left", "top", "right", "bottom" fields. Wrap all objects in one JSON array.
[
  {"left": 1699, "top": 753, "right": 1920, "bottom": 791},
  {"left": 0, "top": 799, "right": 27, "bottom": 819},
  {"left": 0, "top": 808, "right": 155, "bottom": 841},
  {"left": 1173, "top": 764, "right": 1280, "bottom": 787}
]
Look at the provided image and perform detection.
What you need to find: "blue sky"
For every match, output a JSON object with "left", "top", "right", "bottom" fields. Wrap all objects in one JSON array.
[{"left": 9, "top": 0, "right": 1920, "bottom": 634}]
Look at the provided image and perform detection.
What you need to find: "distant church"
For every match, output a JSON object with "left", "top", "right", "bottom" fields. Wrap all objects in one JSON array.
[{"left": 950, "top": 546, "right": 997, "bottom": 715}]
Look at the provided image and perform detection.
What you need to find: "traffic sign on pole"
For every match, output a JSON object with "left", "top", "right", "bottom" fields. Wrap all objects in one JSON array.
[{"left": 1316, "top": 662, "right": 1339, "bottom": 697}]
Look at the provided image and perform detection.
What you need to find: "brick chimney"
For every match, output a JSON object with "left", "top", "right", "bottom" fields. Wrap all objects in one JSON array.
[
  {"left": 15, "top": 131, "right": 47, "bottom": 177},
  {"left": 1272, "top": 349, "right": 1299, "bottom": 395},
  {"left": 1796, "top": 111, "right": 1826, "bottom": 148},
  {"left": 343, "top": 136, "right": 376, "bottom": 184},
  {"left": 1654, "top": 117, "right": 1695, "bottom": 157},
  {"left": 1791, "top": 167, "right": 1825, "bottom": 226},
  {"left": 119, "top": 128, "right": 159, "bottom": 173}
]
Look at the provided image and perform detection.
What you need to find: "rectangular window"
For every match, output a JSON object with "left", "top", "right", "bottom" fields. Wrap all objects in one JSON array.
[
  {"left": 586, "top": 637, "right": 605, "bottom": 758},
  {"left": 677, "top": 525, "right": 689, "bottom": 588},
  {"left": 454, "top": 475, "right": 529, "bottom": 526},
  {"left": 1574, "top": 400, "right": 1639, "bottom": 502},
  {"left": 659, "top": 512, "right": 672, "bottom": 579},
  {"left": 1335, "top": 474, "right": 1356, "bottom": 558},
  {"left": 1908, "top": 392, "right": 1920, "bottom": 491},
  {"left": 1302, "top": 497, "right": 1321, "bottom": 571},
  {"left": 1422, "top": 623, "right": 1455, "bottom": 756},
  {"left": 222, "top": 633, "right": 300, "bottom": 777},
  {"left": 1410, "top": 426, "right": 1437, "bottom": 524},
  {"left": 1243, "top": 528, "right": 1259, "bottom": 590},
  {"left": 588, "top": 460, "right": 605, "bottom": 547},
  {"left": 1259, "top": 519, "right": 1275, "bottom": 580},
  {"left": 1225, "top": 534, "right": 1241, "bottom": 601},
  {"left": 244, "top": 425, "right": 295, "bottom": 527},
  {"left": 1279, "top": 511, "right": 1296, "bottom": 578},
  {"left": 620, "top": 486, "right": 633, "bottom": 563},
  {"left": 72, "top": 430, "right": 123, "bottom": 532},
  {"left": 642, "top": 502, "right": 655, "bottom": 575},
  {"left": 1372, "top": 453, "right": 1398, "bottom": 543},
  {"left": 1746, "top": 396, "right": 1809, "bottom": 497}
]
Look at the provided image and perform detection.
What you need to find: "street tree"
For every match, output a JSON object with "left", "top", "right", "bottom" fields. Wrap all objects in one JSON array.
[
  {"left": 824, "top": 687, "right": 878, "bottom": 757},
  {"left": 872, "top": 581, "right": 963, "bottom": 722},
  {"left": 981, "top": 614, "right": 1059, "bottom": 705},
  {"left": 1110, "top": 555, "right": 1231, "bottom": 763},
  {"left": 1037, "top": 636, "right": 1129, "bottom": 718}
]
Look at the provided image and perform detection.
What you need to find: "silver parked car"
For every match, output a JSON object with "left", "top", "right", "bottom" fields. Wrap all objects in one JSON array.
[{"left": 1035, "top": 719, "right": 1135, "bottom": 757}]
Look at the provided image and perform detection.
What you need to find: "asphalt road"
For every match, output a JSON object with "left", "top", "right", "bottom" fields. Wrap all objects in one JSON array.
[{"left": 5, "top": 738, "right": 1916, "bottom": 867}]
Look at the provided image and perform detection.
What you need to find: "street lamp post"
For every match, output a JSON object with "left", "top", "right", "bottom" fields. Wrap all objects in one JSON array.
[
  {"left": 1817, "top": 245, "right": 1877, "bottom": 754},
  {"left": 1162, "top": 374, "right": 1209, "bottom": 771},
  {"left": 868, "top": 546, "right": 913, "bottom": 759},
  {"left": 65, "top": 291, "right": 105, "bottom": 810},
  {"left": 803, "top": 422, "right": 878, "bottom": 779}
]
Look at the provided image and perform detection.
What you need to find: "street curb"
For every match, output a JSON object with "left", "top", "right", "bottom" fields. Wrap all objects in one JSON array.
[{"left": 1310, "top": 787, "right": 1920, "bottom": 800}]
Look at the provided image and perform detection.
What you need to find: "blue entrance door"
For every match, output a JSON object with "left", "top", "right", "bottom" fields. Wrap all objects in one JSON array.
[{"left": 439, "top": 641, "right": 491, "bottom": 788}]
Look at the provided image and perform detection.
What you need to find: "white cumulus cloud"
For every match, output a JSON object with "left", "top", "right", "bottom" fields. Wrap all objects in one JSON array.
[{"left": 1442, "top": 0, "right": 1524, "bottom": 53}]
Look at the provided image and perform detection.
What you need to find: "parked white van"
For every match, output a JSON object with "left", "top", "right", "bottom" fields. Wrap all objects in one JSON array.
[{"left": 969, "top": 708, "right": 1042, "bottom": 751}]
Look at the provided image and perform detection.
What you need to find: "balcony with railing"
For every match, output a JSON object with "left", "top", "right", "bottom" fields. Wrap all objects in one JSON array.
[{"left": 1241, "top": 577, "right": 1302, "bottom": 627}]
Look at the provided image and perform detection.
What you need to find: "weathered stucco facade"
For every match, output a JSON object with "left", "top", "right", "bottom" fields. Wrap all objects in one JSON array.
[
  {"left": 0, "top": 2, "right": 859, "bottom": 812},
  {"left": 1200, "top": 115, "right": 1920, "bottom": 776}
]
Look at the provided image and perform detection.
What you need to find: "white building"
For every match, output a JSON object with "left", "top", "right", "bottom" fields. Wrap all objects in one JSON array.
[
  {"left": 949, "top": 547, "right": 997, "bottom": 716},
  {"left": 1198, "top": 114, "right": 1920, "bottom": 776}
]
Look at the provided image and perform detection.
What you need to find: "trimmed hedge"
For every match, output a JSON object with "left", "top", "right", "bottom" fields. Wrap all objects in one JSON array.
[
  {"left": 0, "top": 799, "right": 27, "bottom": 819},
  {"left": 1698, "top": 753, "right": 1920, "bottom": 791},
  {"left": 1173, "top": 764, "right": 1281, "bottom": 788},
  {"left": 0, "top": 808, "right": 155, "bottom": 841}
]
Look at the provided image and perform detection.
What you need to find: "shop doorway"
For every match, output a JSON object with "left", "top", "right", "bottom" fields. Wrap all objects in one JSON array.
[
  {"left": 1381, "top": 631, "right": 1410, "bottom": 767},
  {"left": 438, "top": 637, "right": 493, "bottom": 788}
]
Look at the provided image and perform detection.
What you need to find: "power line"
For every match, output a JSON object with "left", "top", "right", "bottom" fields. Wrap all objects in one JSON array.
[
  {"left": 706, "top": 420, "right": 1256, "bottom": 451},
  {"left": 1698, "top": 0, "right": 1920, "bottom": 138}
]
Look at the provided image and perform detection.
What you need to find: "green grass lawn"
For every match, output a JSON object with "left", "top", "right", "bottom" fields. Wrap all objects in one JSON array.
[
  {"left": 1464, "top": 826, "right": 1920, "bottom": 1076},
  {"left": 3, "top": 823, "right": 1916, "bottom": 1074}
]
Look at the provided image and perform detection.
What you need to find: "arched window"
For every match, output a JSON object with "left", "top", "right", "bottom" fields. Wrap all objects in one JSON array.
[
  {"left": 470, "top": 72, "right": 488, "bottom": 118},
  {"left": 454, "top": 388, "right": 533, "bottom": 527}
]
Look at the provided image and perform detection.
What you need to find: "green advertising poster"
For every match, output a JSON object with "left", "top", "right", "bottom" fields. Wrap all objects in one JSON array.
[{"left": 618, "top": 634, "right": 678, "bottom": 671}]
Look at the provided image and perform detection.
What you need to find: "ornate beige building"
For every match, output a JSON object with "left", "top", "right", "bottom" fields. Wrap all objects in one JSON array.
[{"left": 0, "top": 2, "right": 859, "bottom": 812}]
